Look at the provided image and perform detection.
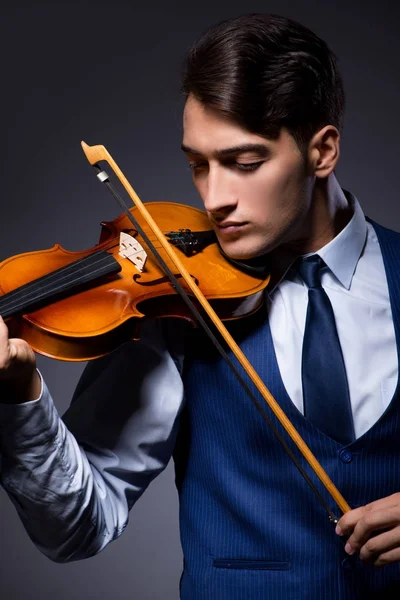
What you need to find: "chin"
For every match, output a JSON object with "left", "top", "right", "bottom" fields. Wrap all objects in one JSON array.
[
  {"left": 219, "top": 239, "right": 273, "bottom": 260},
  {"left": 220, "top": 243, "right": 269, "bottom": 261}
]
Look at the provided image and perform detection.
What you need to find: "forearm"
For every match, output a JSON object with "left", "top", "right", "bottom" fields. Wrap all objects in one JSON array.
[
  {"left": 0, "top": 322, "right": 185, "bottom": 562},
  {"left": 0, "top": 381, "right": 119, "bottom": 562}
]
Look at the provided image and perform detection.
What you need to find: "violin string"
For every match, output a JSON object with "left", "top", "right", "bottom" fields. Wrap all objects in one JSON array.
[
  {"left": 94, "top": 165, "right": 339, "bottom": 524},
  {"left": 0, "top": 239, "right": 115, "bottom": 307},
  {"left": 0, "top": 251, "right": 115, "bottom": 312},
  {"left": 0, "top": 237, "right": 182, "bottom": 317},
  {"left": 0, "top": 227, "right": 183, "bottom": 315},
  {"left": 0, "top": 251, "right": 121, "bottom": 316},
  {"left": 0, "top": 228, "right": 178, "bottom": 314}
]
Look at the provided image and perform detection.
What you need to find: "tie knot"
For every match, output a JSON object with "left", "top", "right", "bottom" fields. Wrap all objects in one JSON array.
[{"left": 297, "top": 255, "right": 324, "bottom": 289}]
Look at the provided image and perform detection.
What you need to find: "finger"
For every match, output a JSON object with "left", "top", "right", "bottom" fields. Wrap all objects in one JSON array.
[
  {"left": 0, "top": 315, "right": 11, "bottom": 366},
  {"left": 373, "top": 546, "right": 400, "bottom": 569},
  {"left": 0, "top": 314, "right": 9, "bottom": 340},
  {"left": 9, "top": 338, "right": 30, "bottom": 361},
  {"left": 363, "top": 493, "right": 400, "bottom": 513},
  {"left": 337, "top": 506, "right": 367, "bottom": 535},
  {"left": 346, "top": 508, "right": 400, "bottom": 555},
  {"left": 337, "top": 493, "right": 400, "bottom": 536},
  {"left": 358, "top": 525, "right": 400, "bottom": 563}
]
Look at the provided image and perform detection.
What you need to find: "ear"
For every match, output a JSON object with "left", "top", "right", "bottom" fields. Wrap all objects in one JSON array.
[{"left": 307, "top": 125, "right": 340, "bottom": 178}]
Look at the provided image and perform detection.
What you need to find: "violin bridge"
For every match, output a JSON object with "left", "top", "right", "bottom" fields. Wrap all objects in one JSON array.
[{"left": 119, "top": 232, "right": 147, "bottom": 272}]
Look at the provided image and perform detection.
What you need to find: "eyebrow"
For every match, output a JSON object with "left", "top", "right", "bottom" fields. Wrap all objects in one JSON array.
[{"left": 180, "top": 143, "right": 270, "bottom": 158}]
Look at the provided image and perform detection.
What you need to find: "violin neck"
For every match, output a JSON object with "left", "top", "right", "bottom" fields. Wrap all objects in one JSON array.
[{"left": 0, "top": 251, "right": 121, "bottom": 319}]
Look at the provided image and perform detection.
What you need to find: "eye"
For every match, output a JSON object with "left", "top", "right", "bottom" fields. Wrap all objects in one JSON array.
[
  {"left": 188, "top": 161, "right": 208, "bottom": 172},
  {"left": 235, "top": 161, "right": 264, "bottom": 172}
]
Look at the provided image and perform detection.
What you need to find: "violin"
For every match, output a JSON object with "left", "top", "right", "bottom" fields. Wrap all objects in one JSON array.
[
  {"left": 0, "top": 140, "right": 351, "bottom": 520},
  {"left": 0, "top": 202, "right": 269, "bottom": 361}
]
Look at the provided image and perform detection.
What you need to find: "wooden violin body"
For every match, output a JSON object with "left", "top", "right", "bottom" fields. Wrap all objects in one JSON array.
[{"left": 0, "top": 202, "right": 269, "bottom": 361}]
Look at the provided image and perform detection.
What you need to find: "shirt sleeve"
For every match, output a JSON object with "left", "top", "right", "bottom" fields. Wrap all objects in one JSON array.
[{"left": 0, "top": 318, "right": 185, "bottom": 562}]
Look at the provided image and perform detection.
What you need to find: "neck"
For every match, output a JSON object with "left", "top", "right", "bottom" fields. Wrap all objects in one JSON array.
[{"left": 286, "top": 173, "right": 353, "bottom": 255}]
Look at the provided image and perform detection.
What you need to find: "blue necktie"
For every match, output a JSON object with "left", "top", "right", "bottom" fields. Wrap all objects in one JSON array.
[{"left": 298, "top": 255, "right": 355, "bottom": 445}]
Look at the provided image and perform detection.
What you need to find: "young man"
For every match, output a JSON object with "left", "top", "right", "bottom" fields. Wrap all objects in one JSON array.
[{"left": 1, "top": 13, "right": 400, "bottom": 599}]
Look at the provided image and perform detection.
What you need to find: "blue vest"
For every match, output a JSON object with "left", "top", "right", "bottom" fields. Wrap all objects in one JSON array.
[{"left": 174, "top": 221, "right": 400, "bottom": 599}]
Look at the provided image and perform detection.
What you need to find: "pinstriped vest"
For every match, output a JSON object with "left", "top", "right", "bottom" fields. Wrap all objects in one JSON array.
[{"left": 174, "top": 220, "right": 400, "bottom": 599}]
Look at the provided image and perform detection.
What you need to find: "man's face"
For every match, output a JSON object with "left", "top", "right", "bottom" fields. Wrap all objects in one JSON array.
[{"left": 182, "top": 96, "right": 315, "bottom": 260}]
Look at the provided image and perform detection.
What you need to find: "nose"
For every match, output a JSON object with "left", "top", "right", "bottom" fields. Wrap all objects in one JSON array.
[{"left": 200, "top": 164, "right": 237, "bottom": 216}]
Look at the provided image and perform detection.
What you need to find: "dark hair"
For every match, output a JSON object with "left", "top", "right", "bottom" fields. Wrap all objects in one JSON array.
[{"left": 181, "top": 13, "right": 345, "bottom": 153}]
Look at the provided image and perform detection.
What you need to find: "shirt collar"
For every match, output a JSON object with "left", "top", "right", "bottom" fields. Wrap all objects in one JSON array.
[{"left": 315, "top": 190, "right": 367, "bottom": 290}]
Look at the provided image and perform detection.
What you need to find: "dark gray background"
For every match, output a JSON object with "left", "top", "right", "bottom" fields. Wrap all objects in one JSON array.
[{"left": 1, "top": 2, "right": 399, "bottom": 599}]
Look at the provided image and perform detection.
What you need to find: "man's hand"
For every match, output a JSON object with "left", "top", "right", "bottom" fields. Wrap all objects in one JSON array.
[
  {"left": 0, "top": 315, "right": 41, "bottom": 403},
  {"left": 336, "top": 493, "right": 400, "bottom": 568}
]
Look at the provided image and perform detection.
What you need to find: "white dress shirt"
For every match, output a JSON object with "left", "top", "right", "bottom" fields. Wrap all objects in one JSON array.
[
  {"left": 269, "top": 192, "right": 398, "bottom": 438},
  {"left": 0, "top": 192, "right": 398, "bottom": 560}
]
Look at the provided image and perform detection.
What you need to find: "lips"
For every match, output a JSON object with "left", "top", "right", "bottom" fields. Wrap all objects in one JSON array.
[
  {"left": 217, "top": 221, "right": 247, "bottom": 228},
  {"left": 215, "top": 221, "right": 248, "bottom": 236}
]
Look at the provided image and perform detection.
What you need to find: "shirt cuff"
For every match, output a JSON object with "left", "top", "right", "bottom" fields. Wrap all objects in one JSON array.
[{"left": 0, "top": 371, "right": 60, "bottom": 452}]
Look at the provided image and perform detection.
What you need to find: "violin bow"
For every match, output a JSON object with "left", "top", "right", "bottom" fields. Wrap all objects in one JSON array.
[{"left": 81, "top": 141, "right": 351, "bottom": 522}]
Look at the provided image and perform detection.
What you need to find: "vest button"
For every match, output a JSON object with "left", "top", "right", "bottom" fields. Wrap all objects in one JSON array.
[
  {"left": 341, "top": 557, "right": 353, "bottom": 570},
  {"left": 339, "top": 449, "right": 353, "bottom": 463}
]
